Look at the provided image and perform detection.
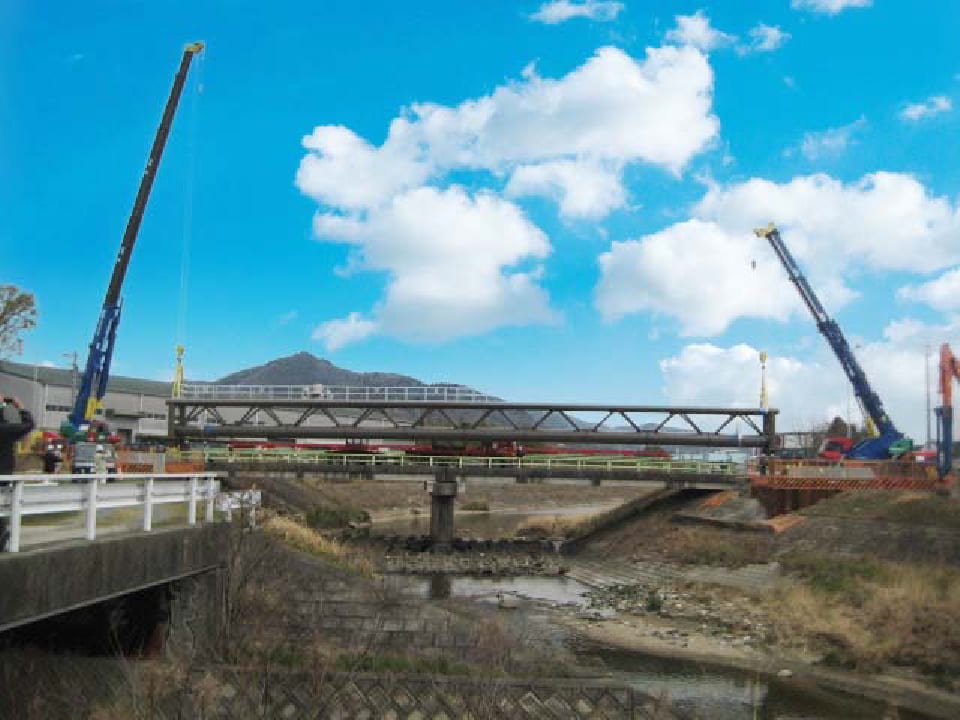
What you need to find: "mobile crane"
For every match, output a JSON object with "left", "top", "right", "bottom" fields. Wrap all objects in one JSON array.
[
  {"left": 936, "top": 343, "right": 959, "bottom": 483},
  {"left": 755, "top": 223, "right": 912, "bottom": 460},
  {"left": 62, "top": 42, "right": 204, "bottom": 440}
]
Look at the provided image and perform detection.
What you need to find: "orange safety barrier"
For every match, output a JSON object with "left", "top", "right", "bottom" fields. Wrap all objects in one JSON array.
[
  {"left": 750, "top": 457, "right": 943, "bottom": 491},
  {"left": 165, "top": 461, "right": 205, "bottom": 473}
]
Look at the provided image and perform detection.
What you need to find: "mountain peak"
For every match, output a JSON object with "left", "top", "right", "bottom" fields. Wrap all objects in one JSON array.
[{"left": 215, "top": 352, "right": 428, "bottom": 388}]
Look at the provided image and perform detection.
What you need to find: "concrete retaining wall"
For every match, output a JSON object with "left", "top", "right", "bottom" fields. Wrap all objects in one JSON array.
[{"left": 0, "top": 524, "right": 229, "bottom": 633}]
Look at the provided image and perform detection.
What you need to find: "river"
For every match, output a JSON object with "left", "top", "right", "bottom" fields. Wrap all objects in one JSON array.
[{"left": 396, "top": 574, "right": 938, "bottom": 719}]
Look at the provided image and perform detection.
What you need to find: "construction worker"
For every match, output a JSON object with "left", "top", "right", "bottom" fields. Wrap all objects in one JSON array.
[{"left": 0, "top": 396, "right": 35, "bottom": 551}]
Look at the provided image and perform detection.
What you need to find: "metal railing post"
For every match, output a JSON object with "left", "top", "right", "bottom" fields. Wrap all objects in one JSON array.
[
  {"left": 9, "top": 480, "right": 24, "bottom": 553},
  {"left": 205, "top": 477, "right": 215, "bottom": 522},
  {"left": 85, "top": 477, "right": 98, "bottom": 541},
  {"left": 188, "top": 476, "right": 198, "bottom": 525},
  {"left": 143, "top": 476, "right": 154, "bottom": 531}
]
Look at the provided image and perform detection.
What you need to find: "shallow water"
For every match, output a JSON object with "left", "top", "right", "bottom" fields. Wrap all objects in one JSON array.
[{"left": 397, "top": 573, "right": 937, "bottom": 720}]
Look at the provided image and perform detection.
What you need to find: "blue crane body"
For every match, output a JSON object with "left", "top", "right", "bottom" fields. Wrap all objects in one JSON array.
[
  {"left": 755, "top": 224, "right": 908, "bottom": 460},
  {"left": 64, "top": 43, "right": 203, "bottom": 438}
]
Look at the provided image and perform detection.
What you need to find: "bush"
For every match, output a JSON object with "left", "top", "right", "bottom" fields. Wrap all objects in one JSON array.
[
  {"left": 304, "top": 505, "right": 369, "bottom": 530},
  {"left": 460, "top": 501, "right": 490, "bottom": 512}
]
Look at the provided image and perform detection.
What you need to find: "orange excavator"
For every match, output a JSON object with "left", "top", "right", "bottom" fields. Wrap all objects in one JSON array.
[{"left": 936, "top": 344, "right": 960, "bottom": 484}]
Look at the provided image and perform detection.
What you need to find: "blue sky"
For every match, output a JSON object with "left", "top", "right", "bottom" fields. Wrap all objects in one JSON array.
[{"left": 3, "top": 0, "right": 960, "bottom": 441}]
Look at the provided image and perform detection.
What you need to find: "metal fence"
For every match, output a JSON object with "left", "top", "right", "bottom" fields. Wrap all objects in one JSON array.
[
  {"left": 0, "top": 473, "right": 221, "bottom": 553},
  {"left": 179, "top": 384, "right": 500, "bottom": 403}
]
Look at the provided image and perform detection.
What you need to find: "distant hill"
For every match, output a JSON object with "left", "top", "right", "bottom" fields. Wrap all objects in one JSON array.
[{"left": 216, "top": 351, "right": 450, "bottom": 388}]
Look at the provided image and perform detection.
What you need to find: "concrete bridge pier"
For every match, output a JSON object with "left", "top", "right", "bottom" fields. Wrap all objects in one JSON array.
[{"left": 430, "top": 467, "right": 459, "bottom": 550}]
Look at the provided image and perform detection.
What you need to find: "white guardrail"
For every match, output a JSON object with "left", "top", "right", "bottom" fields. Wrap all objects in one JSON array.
[
  {"left": 0, "top": 473, "right": 222, "bottom": 553},
  {"left": 179, "top": 384, "right": 500, "bottom": 403},
  {"left": 191, "top": 448, "right": 739, "bottom": 475}
]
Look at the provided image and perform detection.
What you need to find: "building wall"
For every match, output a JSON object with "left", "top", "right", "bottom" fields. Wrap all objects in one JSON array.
[{"left": 0, "top": 370, "right": 170, "bottom": 441}]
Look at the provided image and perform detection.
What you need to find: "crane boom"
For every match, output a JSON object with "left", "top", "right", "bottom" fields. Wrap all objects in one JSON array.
[
  {"left": 65, "top": 42, "right": 203, "bottom": 436},
  {"left": 755, "top": 223, "right": 904, "bottom": 459},
  {"left": 936, "top": 343, "right": 960, "bottom": 482}
]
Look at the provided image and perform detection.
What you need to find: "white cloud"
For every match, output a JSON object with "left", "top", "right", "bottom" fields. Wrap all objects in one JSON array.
[
  {"left": 299, "top": 42, "right": 721, "bottom": 346},
  {"left": 595, "top": 172, "right": 960, "bottom": 335},
  {"left": 296, "top": 125, "right": 430, "bottom": 212},
  {"left": 661, "top": 318, "right": 959, "bottom": 442},
  {"left": 694, "top": 172, "right": 960, "bottom": 274},
  {"left": 595, "top": 219, "right": 802, "bottom": 335},
  {"left": 796, "top": 116, "right": 865, "bottom": 160},
  {"left": 898, "top": 267, "right": 960, "bottom": 312},
  {"left": 312, "top": 312, "right": 378, "bottom": 351},
  {"left": 791, "top": 0, "right": 872, "bottom": 14},
  {"left": 505, "top": 159, "right": 626, "bottom": 219},
  {"left": 666, "top": 11, "right": 737, "bottom": 52},
  {"left": 312, "top": 186, "right": 556, "bottom": 348},
  {"left": 740, "top": 23, "right": 790, "bottom": 54},
  {"left": 530, "top": 0, "right": 624, "bottom": 24},
  {"left": 900, "top": 95, "right": 952, "bottom": 122},
  {"left": 297, "top": 45, "right": 718, "bottom": 206}
]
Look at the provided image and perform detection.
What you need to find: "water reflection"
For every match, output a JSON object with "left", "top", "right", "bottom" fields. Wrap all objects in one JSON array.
[{"left": 579, "top": 645, "right": 932, "bottom": 720}]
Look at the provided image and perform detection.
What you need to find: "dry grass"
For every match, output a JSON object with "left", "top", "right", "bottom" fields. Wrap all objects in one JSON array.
[
  {"left": 769, "top": 558, "right": 960, "bottom": 685},
  {"left": 263, "top": 516, "right": 373, "bottom": 575},
  {"left": 514, "top": 512, "right": 599, "bottom": 539}
]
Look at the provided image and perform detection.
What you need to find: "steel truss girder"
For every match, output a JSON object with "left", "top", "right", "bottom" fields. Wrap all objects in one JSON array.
[{"left": 167, "top": 399, "right": 777, "bottom": 449}]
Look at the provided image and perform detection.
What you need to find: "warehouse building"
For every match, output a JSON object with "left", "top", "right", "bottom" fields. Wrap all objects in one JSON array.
[{"left": 0, "top": 359, "right": 171, "bottom": 444}]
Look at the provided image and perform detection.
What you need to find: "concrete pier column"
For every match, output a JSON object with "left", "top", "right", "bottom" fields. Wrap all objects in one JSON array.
[{"left": 430, "top": 467, "right": 459, "bottom": 550}]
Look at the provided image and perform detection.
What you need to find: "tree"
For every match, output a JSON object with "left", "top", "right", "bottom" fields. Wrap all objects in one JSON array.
[{"left": 0, "top": 285, "right": 37, "bottom": 358}]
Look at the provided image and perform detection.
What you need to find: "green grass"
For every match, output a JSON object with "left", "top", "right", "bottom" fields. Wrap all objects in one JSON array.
[
  {"left": 780, "top": 551, "right": 887, "bottom": 601},
  {"left": 304, "top": 504, "right": 370, "bottom": 530},
  {"left": 460, "top": 501, "right": 490, "bottom": 512}
]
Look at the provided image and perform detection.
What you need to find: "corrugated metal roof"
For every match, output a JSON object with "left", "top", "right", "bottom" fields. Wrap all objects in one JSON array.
[{"left": 0, "top": 359, "right": 172, "bottom": 398}]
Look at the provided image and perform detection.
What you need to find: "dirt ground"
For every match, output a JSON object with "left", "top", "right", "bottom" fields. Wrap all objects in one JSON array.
[{"left": 296, "top": 476, "right": 657, "bottom": 518}]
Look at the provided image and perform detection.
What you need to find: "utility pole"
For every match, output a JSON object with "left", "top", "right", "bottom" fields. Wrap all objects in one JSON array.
[
  {"left": 759, "top": 351, "right": 769, "bottom": 410},
  {"left": 62, "top": 352, "right": 79, "bottom": 407},
  {"left": 926, "top": 344, "right": 932, "bottom": 448}
]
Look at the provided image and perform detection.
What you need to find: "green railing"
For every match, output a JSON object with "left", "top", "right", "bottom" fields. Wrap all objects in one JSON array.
[{"left": 184, "top": 447, "right": 738, "bottom": 475}]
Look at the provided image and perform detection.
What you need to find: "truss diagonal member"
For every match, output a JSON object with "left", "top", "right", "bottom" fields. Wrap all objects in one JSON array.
[
  {"left": 264, "top": 408, "right": 283, "bottom": 426},
  {"left": 319, "top": 407, "right": 340, "bottom": 427},
  {"left": 380, "top": 408, "right": 401, "bottom": 428},
  {"left": 713, "top": 414, "right": 736, "bottom": 435},
  {"left": 593, "top": 411, "right": 614, "bottom": 431},
  {"left": 437, "top": 408, "right": 458, "bottom": 428},
  {"left": 206, "top": 406, "right": 226, "bottom": 426},
  {"left": 532, "top": 410, "right": 555, "bottom": 430},
  {"left": 492, "top": 408, "right": 520, "bottom": 430},
  {"left": 741, "top": 414, "right": 762, "bottom": 435},
  {"left": 183, "top": 405, "right": 201, "bottom": 423},
  {"left": 414, "top": 408, "right": 440, "bottom": 428},
  {"left": 558, "top": 410, "right": 579, "bottom": 431},
  {"left": 353, "top": 408, "right": 374, "bottom": 427},
  {"left": 679, "top": 413, "right": 701, "bottom": 434},
  {"left": 618, "top": 411, "right": 641, "bottom": 432},
  {"left": 295, "top": 408, "right": 316, "bottom": 427},
  {"left": 239, "top": 407, "right": 258, "bottom": 425},
  {"left": 473, "top": 409, "right": 494, "bottom": 428},
  {"left": 654, "top": 413, "right": 676, "bottom": 433}
]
